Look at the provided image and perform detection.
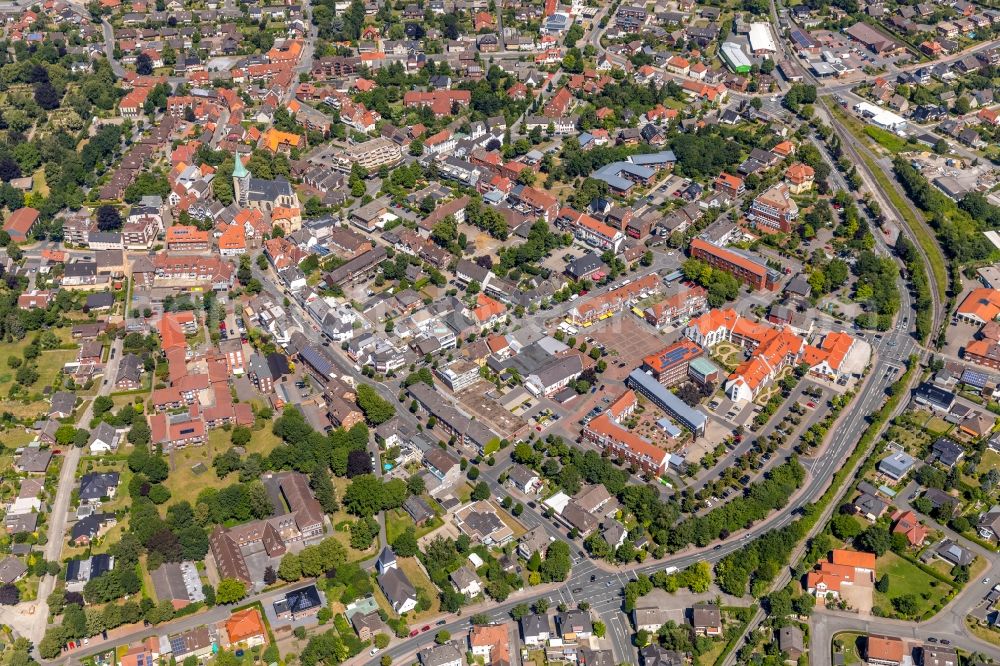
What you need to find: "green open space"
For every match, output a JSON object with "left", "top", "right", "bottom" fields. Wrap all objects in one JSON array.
[
  {"left": 874, "top": 551, "right": 947, "bottom": 618},
  {"left": 162, "top": 426, "right": 283, "bottom": 507}
]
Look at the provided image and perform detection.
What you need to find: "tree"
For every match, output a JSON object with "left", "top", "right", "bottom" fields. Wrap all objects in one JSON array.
[
  {"left": 406, "top": 474, "right": 425, "bottom": 496},
  {"left": 471, "top": 481, "right": 490, "bottom": 501},
  {"left": 343, "top": 474, "right": 385, "bottom": 517},
  {"left": 435, "top": 630, "right": 450, "bottom": 644},
  {"left": 350, "top": 517, "right": 379, "bottom": 550},
  {"left": 347, "top": 449, "right": 373, "bottom": 477},
  {"left": 128, "top": 420, "right": 151, "bottom": 447},
  {"left": 231, "top": 426, "right": 252, "bottom": 447},
  {"left": 830, "top": 514, "right": 862, "bottom": 540},
  {"left": 0, "top": 584, "right": 19, "bottom": 605},
  {"left": 855, "top": 525, "right": 892, "bottom": 557},
  {"left": 875, "top": 574, "right": 890, "bottom": 593},
  {"left": 136, "top": 52, "right": 153, "bottom": 75},
  {"left": 392, "top": 527, "right": 419, "bottom": 557},
  {"left": 96, "top": 205, "right": 122, "bottom": 232},
  {"left": 355, "top": 384, "right": 396, "bottom": 425},
  {"left": 34, "top": 81, "right": 60, "bottom": 110},
  {"left": 216, "top": 578, "right": 247, "bottom": 604}
]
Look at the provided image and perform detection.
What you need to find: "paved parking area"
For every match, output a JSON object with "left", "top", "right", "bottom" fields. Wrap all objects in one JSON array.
[{"left": 585, "top": 315, "right": 674, "bottom": 374}]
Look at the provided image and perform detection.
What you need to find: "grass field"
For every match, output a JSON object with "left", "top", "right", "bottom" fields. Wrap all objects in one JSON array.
[
  {"left": 980, "top": 450, "right": 1000, "bottom": 475},
  {"left": 0, "top": 327, "right": 77, "bottom": 418},
  {"left": 874, "top": 551, "right": 946, "bottom": 618},
  {"left": 864, "top": 126, "right": 910, "bottom": 153},
  {"left": 695, "top": 640, "right": 726, "bottom": 666},
  {"left": 162, "top": 426, "right": 284, "bottom": 506}
]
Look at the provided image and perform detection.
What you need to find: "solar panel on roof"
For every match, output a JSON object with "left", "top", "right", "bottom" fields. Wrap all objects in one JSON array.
[
  {"left": 962, "top": 369, "right": 989, "bottom": 388},
  {"left": 169, "top": 637, "right": 186, "bottom": 655}
]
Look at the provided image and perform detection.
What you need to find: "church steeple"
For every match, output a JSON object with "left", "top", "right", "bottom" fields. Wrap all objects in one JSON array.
[{"left": 233, "top": 151, "right": 250, "bottom": 207}]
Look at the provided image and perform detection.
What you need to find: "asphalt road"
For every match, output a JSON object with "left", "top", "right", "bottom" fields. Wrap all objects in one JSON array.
[{"left": 28, "top": 337, "right": 126, "bottom": 648}]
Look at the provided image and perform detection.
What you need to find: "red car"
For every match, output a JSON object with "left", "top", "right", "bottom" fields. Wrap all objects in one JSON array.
[
  {"left": 421, "top": 625, "right": 431, "bottom": 632},
  {"left": 409, "top": 630, "right": 419, "bottom": 637},
  {"left": 806, "top": 401, "right": 816, "bottom": 409}
]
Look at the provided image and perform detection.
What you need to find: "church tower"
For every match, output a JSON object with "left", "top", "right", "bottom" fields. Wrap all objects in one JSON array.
[{"left": 233, "top": 151, "right": 251, "bottom": 207}]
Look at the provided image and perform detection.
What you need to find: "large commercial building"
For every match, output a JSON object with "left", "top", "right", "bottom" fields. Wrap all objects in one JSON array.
[
  {"left": 720, "top": 42, "right": 752, "bottom": 74},
  {"left": 626, "top": 369, "right": 708, "bottom": 436},
  {"left": 747, "top": 183, "right": 799, "bottom": 233},
  {"left": 330, "top": 137, "right": 403, "bottom": 172},
  {"left": 641, "top": 339, "right": 704, "bottom": 387},
  {"left": 689, "top": 238, "right": 780, "bottom": 291}
]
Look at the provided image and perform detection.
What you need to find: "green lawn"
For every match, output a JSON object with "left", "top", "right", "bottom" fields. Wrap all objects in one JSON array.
[
  {"left": 162, "top": 426, "right": 282, "bottom": 507},
  {"left": 874, "top": 552, "right": 946, "bottom": 618},
  {"left": 385, "top": 507, "right": 443, "bottom": 544},
  {"left": 0, "top": 327, "right": 77, "bottom": 418},
  {"left": 833, "top": 632, "right": 864, "bottom": 666},
  {"left": 864, "top": 126, "right": 910, "bottom": 153},
  {"left": 980, "top": 450, "right": 1000, "bottom": 475}
]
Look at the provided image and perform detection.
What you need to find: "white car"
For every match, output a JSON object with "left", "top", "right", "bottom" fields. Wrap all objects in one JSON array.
[{"left": 370, "top": 648, "right": 380, "bottom": 656}]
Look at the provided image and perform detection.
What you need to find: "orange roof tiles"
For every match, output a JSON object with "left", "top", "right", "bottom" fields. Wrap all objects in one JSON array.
[
  {"left": 226, "top": 608, "right": 266, "bottom": 644},
  {"left": 261, "top": 128, "right": 303, "bottom": 153},
  {"left": 166, "top": 225, "right": 210, "bottom": 245},
  {"left": 588, "top": 413, "right": 668, "bottom": 466},
  {"left": 219, "top": 224, "right": 246, "bottom": 252},
  {"left": 690, "top": 238, "right": 767, "bottom": 280},
  {"left": 866, "top": 635, "right": 905, "bottom": 663},
  {"left": 830, "top": 548, "right": 876, "bottom": 570},
  {"left": 785, "top": 162, "right": 815, "bottom": 184},
  {"left": 473, "top": 293, "right": 506, "bottom": 323},
  {"left": 158, "top": 313, "right": 190, "bottom": 352},
  {"left": 802, "top": 331, "right": 854, "bottom": 372},
  {"left": 957, "top": 288, "right": 1000, "bottom": 322},
  {"left": 469, "top": 624, "right": 509, "bottom": 664},
  {"left": 772, "top": 141, "right": 795, "bottom": 156},
  {"left": 643, "top": 339, "right": 703, "bottom": 375},
  {"left": 607, "top": 390, "right": 637, "bottom": 420}
]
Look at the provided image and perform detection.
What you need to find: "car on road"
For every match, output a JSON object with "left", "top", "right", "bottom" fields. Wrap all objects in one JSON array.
[
  {"left": 421, "top": 625, "right": 431, "bottom": 632},
  {"left": 940, "top": 640, "right": 951, "bottom": 645},
  {"left": 985, "top": 578, "right": 992, "bottom": 585},
  {"left": 590, "top": 575, "right": 596, "bottom": 581},
  {"left": 605, "top": 581, "right": 613, "bottom": 587},
  {"left": 409, "top": 630, "right": 419, "bottom": 637},
  {"left": 713, "top": 545, "right": 722, "bottom": 551},
  {"left": 572, "top": 587, "right": 583, "bottom": 593},
  {"left": 927, "top": 637, "right": 937, "bottom": 643},
  {"left": 369, "top": 648, "right": 380, "bottom": 657},
  {"left": 436, "top": 619, "right": 447, "bottom": 626}
]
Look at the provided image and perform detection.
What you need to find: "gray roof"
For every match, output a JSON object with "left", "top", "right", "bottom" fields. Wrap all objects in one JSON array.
[
  {"left": 521, "top": 613, "right": 550, "bottom": 638},
  {"left": 449, "top": 565, "right": 479, "bottom": 590},
  {"left": 378, "top": 567, "right": 416, "bottom": 612},
  {"left": 418, "top": 643, "right": 464, "bottom": 666},
  {"left": 691, "top": 603, "right": 721, "bottom": 628},
  {"left": 936, "top": 539, "right": 974, "bottom": 566},
  {"left": 50, "top": 391, "right": 76, "bottom": 416},
  {"left": 115, "top": 353, "right": 143, "bottom": 385},
  {"left": 0, "top": 557, "right": 26, "bottom": 584},
  {"left": 16, "top": 448, "right": 52, "bottom": 473},
  {"left": 88, "top": 422, "right": 119, "bottom": 448},
  {"left": 79, "top": 472, "right": 119, "bottom": 501},
  {"left": 877, "top": 451, "right": 916, "bottom": 479}
]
